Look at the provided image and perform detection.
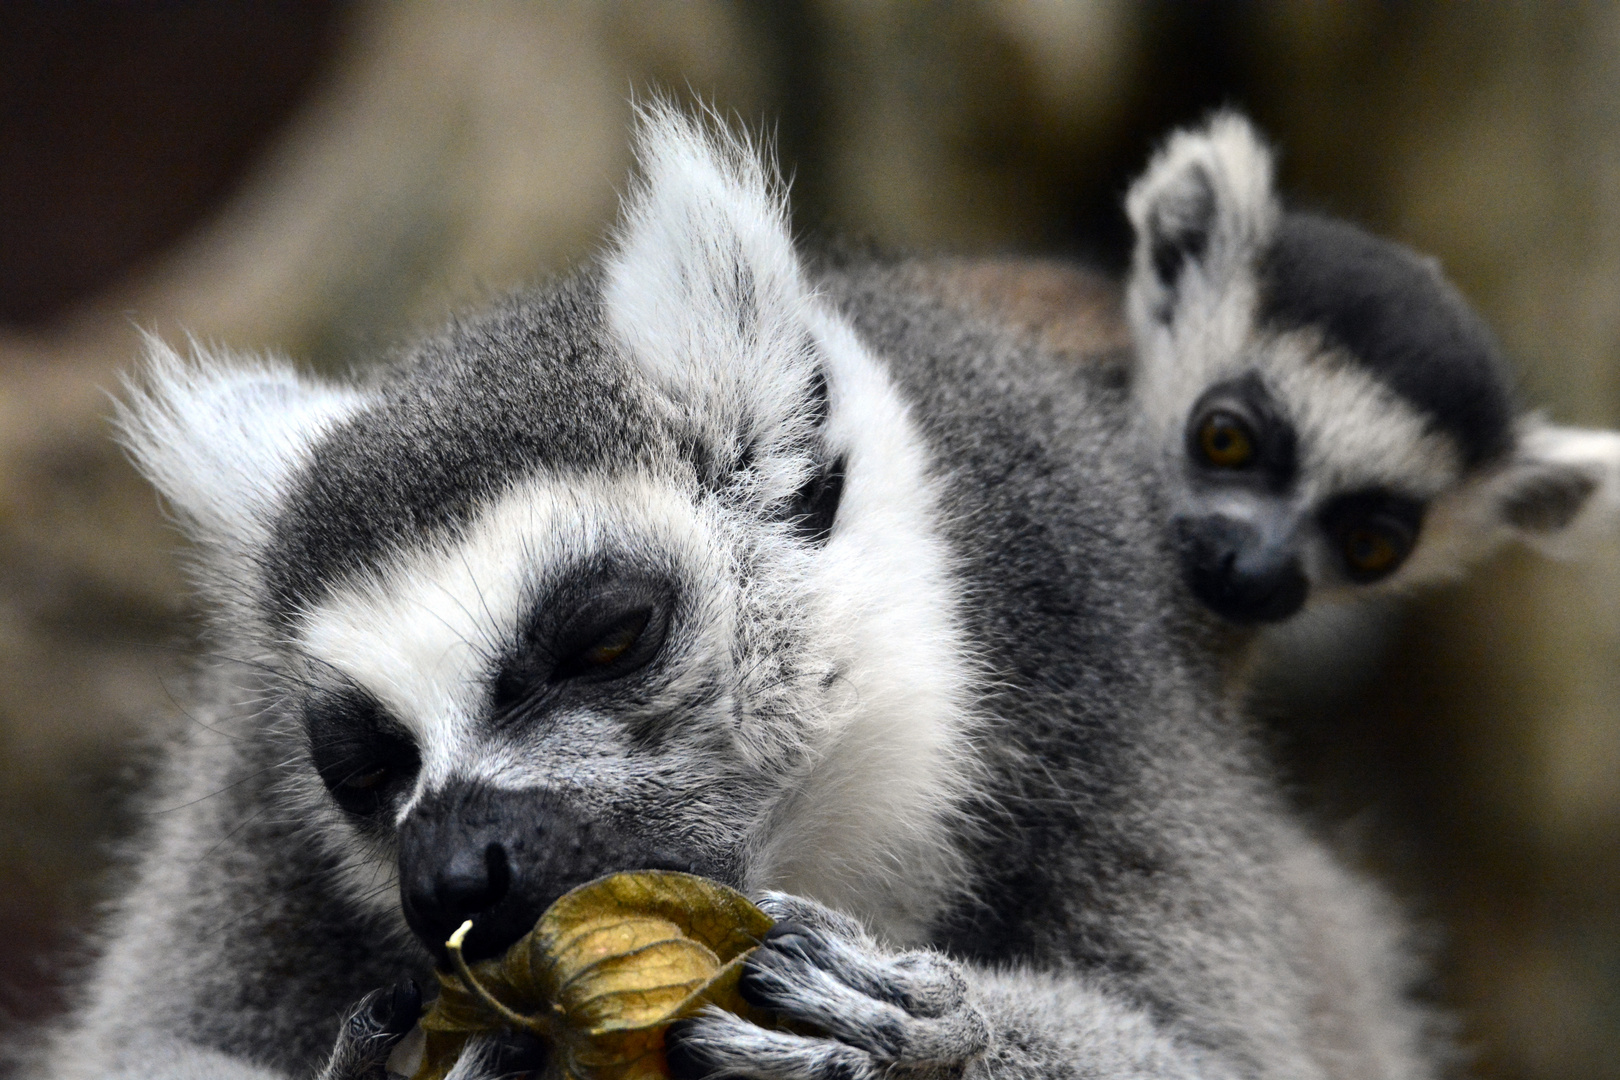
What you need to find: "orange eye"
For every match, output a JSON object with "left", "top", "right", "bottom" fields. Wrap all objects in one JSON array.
[
  {"left": 573, "top": 609, "right": 651, "bottom": 671},
  {"left": 1197, "top": 411, "right": 1255, "bottom": 468},
  {"left": 582, "top": 623, "right": 640, "bottom": 666},
  {"left": 547, "top": 596, "right": 667, "bottom": 684},
  {"left": 341, "top": 765, "right": 390, "bottom": 791},
  {"left": 1343, "top": 526, "right": 1401, "bottom": 576}
]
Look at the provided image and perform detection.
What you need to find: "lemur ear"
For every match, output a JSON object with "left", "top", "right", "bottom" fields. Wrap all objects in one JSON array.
[
  {"left": 1487, "top": 421, "right": 1620, "bottom": 557},
  {"left": 603, "top": 103, "right": 827, "bottom": 470},
  {"left": 1125, "top": 111, "right": 1279, "bottom": 329},
  {"left": 117, "top": 335, "right": 366, "bottom": 553}
]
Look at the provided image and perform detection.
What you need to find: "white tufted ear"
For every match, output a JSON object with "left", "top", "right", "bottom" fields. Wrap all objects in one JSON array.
[
  {"left": 1125, "top": 111, "right": 1279, "bottom": 334},
  {"left": 117, "top": 335, "right": 367, "bottom": 555},
  {"left": 602, "top": 103, "right": 826, "bottom": 475},
  {"left": 1487, "top": 420, "right": 1620, "bottom": 558}
]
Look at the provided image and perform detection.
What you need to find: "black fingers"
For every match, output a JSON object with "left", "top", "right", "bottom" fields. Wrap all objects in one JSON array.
[
  {"left": 485, "top": 1029, "right": 551, "bottom": 1077},
  {"left": 745, "top": 923, "right": 965, "bottom": 1018},
  {"left": 366, "top": 979, "right": 422, "bottom": 1039},
  {"left": 663, "top": 1018, "right": 711, "bottom": 1080},
  {"left": 321, "top": 980, "right": 422, "bottom": 1080},
  {"left": 740, "top": 924, "right": 987, "bottom": 1069}
]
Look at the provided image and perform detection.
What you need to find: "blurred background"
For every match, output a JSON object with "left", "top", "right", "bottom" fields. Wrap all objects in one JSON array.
[{"left": 1, "top": 3, "right": 1616, "bottom": 1077}]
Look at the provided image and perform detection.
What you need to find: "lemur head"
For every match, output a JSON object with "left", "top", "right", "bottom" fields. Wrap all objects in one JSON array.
[
  {"left": 117, "top": 107, "right": 973, "bottom": 961},
  {"left": 1126, "top": 113, "right": 1620, "bottom": 624}
]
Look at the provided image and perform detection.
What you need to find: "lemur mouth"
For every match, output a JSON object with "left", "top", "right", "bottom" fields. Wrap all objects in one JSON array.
[{"left": 396, "top": 782, "right": 722, "bottom": 963}]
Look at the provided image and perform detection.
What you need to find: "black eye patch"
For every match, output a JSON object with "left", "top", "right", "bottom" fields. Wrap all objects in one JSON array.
[
  {"left": 1184, "top": 372, "right": 1297, "bottom": 491},
  {"left": 304, "top": 689, "right": 420, "bottom": 818},
  {"left": 493, "top": 574, "right": 675, "bottom": 717},
  {"left": 1318, "top": 489, "right": 1425, "bottom": 583}
]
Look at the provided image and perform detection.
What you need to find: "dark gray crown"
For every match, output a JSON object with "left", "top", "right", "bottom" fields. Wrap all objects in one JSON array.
[{"left": 1259, "top": 212, "right": 1517, "bottom": 468}]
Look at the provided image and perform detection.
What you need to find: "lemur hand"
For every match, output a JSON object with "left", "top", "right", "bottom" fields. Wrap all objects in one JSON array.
[
  {"left": 316, "top": 982, "right": 420, "bottom": 1080},
  {"left": 664, "top": 893, "right": 989, "bottom": 1080}
]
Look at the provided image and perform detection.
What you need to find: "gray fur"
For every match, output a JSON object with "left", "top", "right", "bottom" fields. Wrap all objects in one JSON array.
[{"left": 40, "top": 108, "right": 1435, "bottom": 1080}]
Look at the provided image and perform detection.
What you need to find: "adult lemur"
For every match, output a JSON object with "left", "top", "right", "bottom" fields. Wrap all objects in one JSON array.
[{"left": 42, "top": 108, "right": 1436, "bottom": 1080}]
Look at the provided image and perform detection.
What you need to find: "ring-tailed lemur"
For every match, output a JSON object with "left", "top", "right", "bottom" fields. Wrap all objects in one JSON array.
[
  {"left": 1126, "top": 113, "right": 1620, "bottom": 625},
  {"left": 41, "top": 107, "right": 1437, "bottom": 1080}
]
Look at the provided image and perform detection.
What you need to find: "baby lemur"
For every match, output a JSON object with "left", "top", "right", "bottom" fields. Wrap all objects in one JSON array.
[{"left": 1127, "top": 113, "right": 1620, "bottom": 625}]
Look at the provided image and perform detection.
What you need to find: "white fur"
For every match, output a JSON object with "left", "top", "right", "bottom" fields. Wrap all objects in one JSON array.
[
  {"left": 298, "top": 108, "right": 977, "bottom": 945},
  {"left": 1503, "top": 420, "right": 1620, "bottom": 555},
  {"left": 297, "top": 472, "right": 727, "bottom": 792},
  {"left": 1406, "top": 419, "right": 1620, "bottom": 583},
  {"left": 605, "top": 104, "right": 978, "bottom": 940},
  {"left": 116, "top": 336, "right": 368, "bottom": 555},
  {"left": 1127, "top": 111, "right": 1278, "bottom": 440},
  {"left": 604, "top": 103, "right": 821, "bottom": 484},
  {"left": 751, "top": 302, "right": 978, "bottom": 945}
]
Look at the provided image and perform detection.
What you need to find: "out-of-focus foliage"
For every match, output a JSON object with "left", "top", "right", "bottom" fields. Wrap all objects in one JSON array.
[{"left": 0, "top": 5, "right": 1615, "bottom": 1079}]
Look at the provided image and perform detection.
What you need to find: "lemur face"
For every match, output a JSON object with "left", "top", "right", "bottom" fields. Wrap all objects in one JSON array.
[
  {"left": 1172, "top": 367, "right": 1431, "bottom": 622},
  {"left": 118, "top": 109, "right": 975, "bottom": 961},
  {"left": 1126, "top": 113, "right": 1620, "bottom": 624},
  {"left": 289, "top": 466, "right": 829, "bottom": 963}
]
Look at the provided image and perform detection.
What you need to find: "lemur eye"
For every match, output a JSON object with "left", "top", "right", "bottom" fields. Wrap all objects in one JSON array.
[
  {"left": 305, "top": 692, "right": 420, "bottom": 818},
  {"left": 1320, "top": 491, "right": 1424, "bottom": 584},
  {"left": 548, "top": 583, "right": 671, "bottom": 685},
  {"left": 1196, "top": 411, "right": 1256, "bottom": 468},
  {"left": 496, "top": 578, "right": 675, "bottom": 712},
  {"left": 1341, "top": 524, "right": 1406, "bottom": 578},
  {"left": 559, "top": 608, "right": 651, "bottom": 676},
  {"left": 340, "top": 764, "right": 391, "bottom": 791}
]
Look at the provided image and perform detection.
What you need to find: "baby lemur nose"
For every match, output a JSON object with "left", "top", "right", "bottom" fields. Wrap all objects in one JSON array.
[{"left": 1175, "top": 514, "right": 1308, "bottom": 624}]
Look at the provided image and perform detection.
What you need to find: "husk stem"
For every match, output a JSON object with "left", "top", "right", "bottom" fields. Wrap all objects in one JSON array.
[{"left": 445, "top": 920, "right": 557, "bottom": 1038}]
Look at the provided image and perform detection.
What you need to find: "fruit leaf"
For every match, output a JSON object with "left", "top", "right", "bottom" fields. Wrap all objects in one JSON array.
[{"left": 412, "top": 871, "right": 775, "bottom": 1080}]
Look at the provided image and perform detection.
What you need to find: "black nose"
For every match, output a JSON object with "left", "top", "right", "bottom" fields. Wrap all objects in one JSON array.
[
  {"left": 397, "top": 781, "right": 711, "bottom": 964},
  {"left": 1175, "top": 514, "right": 1308, "bottom": 624},
  {"left": 433, "top": 840, "right": 511, "bottom": 925},
  {"left": 398, "top": 785, "right": 529, "bottom": 962}
]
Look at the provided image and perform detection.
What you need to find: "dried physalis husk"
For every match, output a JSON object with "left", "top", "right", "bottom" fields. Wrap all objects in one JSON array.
[{"left": 411, "top": 871, "right": 775, "bottom": 1080}]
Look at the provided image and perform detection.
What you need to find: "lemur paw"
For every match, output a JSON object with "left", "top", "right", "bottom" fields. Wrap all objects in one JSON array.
[
  {"left": 664, "top": 893, "right": 987, "bottom": 1080},
  {"left": 317, "top": 981, "right": 420, "bottom": 1080}
]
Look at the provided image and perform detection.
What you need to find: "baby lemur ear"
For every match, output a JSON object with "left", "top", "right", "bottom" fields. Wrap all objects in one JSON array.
[
  {"left": 1125, "top": 111, "right": 1279, "bottom": 330},
  {"left": 116, "top": 335, "right": 366, "bottom": 555},
  {"left": 1485, "top": 420, "right": 1620, "bottom": 558},
  {"left": 603, "top": 102, "right": 832, "bottom": 482}
]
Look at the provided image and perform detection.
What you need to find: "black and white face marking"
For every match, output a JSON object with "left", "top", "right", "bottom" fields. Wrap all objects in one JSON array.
[
  {"left": 168, "top": 107, "right": 980, "bottom": 962},
  {"left": 287, "top": 434, "right": 968, "bottom": 959},
  {"left": 1174, "top": 373, "right": 1309, "bottom": 623},
  {"left": 289, "top": 474, "right": 748, "bottom": 961},
  {"left": 1169, "top": 361, "right": 1451, "bottom": 623},
  {"left": 1121, "top": 112, "right": 1604, "bottom": 624}
]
